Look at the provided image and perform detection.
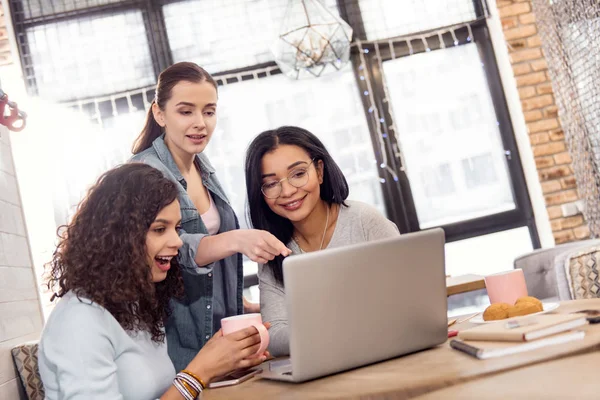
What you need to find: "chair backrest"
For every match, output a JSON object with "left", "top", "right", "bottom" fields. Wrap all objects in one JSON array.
[
  {"left": 563, "top": 246, "right": 600, "bottom": 300},
  {"left": 514, "top": 239, "right": 600, "bottom": 300},
  {"left": 11, "top": 341, "right": 45, "bottom": 400}
]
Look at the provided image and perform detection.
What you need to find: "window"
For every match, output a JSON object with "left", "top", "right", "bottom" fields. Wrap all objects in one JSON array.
[
  {"left": 25, "top": 11, "right": 155, "bottom": 101},
  {"left": 463, "top": 153, "right": 499, "bottom": 189},
  {"left": 206, "top": 67, "right": 385, "bottom": 224},
  {"left": 382, "top": 43, "right": 515, "bottom": 228},
  {"left": 164, "top": 0, "right": 339, "bottom": 73},
  {"left": 9, "top": 0, "right": 540, "bottom": 294},
  {"left": 357, "top": 0, "right": 476, "bottom": 40}
]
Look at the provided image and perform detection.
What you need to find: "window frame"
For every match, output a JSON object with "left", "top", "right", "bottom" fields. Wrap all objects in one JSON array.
[
  {"left": 337, "top": 0, "right": 540, "bottom": 247},
  {"left": 9, "top": 0, "right": 541, "bottom": 288},
  {"left": 9, "top": 0, "right": 173, "bottom": 96}
]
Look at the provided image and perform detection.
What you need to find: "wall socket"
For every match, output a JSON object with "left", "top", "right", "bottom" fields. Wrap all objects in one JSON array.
[{"left": 561, "top": 200, "right": 585, "bottom": 217}]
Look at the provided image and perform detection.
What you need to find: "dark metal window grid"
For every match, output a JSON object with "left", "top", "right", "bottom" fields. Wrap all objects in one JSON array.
[{"left": 9, "top": 0, "right": 540, "bottom": 263}]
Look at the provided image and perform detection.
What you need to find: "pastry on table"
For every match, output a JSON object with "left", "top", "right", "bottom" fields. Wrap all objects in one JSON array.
[
  {"left": 483, "top": 302, "right": 511, "bottom": 321},
  {"left": 482, "top": 295, "right": 543, "bottom": 321},
  {"left": 515, "top": 296, "right": 543, "bottom": 309},
  {"left": 507, "top": 300, "right": 543, "bottom": 318}
]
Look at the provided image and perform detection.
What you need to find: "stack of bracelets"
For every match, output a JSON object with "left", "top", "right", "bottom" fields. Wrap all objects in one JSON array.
[{"left": 173, "top": 370, "right": 206, "bottom": 399}]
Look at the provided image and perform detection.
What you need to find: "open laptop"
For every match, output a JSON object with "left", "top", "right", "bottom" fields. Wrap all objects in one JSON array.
[{"left": 261, "top": 228, "right": 448, "bottom": 383}]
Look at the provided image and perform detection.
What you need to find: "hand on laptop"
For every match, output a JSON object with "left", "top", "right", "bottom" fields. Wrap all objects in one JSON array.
[{"left": 185, "top": 324, "right": 270, "bottom": 383}]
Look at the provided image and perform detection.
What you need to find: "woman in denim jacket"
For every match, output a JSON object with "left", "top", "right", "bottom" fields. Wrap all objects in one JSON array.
[{"left": 131, "top": 62, "right": 291, "bottom": 371}]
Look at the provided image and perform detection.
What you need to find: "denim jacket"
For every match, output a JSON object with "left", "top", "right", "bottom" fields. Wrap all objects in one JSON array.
[{"left": 130, "top": 135, "right": 243, "bottom": 371}]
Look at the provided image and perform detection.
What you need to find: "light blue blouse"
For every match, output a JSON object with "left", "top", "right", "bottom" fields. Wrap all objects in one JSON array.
[{"left": 38, "top": 292, "right": 175, "bottom": 400}]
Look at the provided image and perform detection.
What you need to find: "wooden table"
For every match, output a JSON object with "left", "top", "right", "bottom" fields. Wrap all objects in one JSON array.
[
  {"left": 414, "top": 351, "right": 600, "bottom": 399},
  {"left": 202, "top": 300, "right": 600, "bottom": 400},
  {"left": 445, "top": 274, "right": 486, "bottom": 296}
]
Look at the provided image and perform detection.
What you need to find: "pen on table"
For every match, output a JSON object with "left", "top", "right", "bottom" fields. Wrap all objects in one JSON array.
[
  {"left": 448, "top": 330, "right": 458, "bottom": 338},
  {"left": 449, "top": 339, "right": 481, "bottom": 358}
]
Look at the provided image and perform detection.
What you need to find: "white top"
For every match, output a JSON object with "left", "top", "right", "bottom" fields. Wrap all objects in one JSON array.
[
  {"left": 38, "top": 291, "right": 175, "bottom": 400},
  {"left": 258, "top": 200, "right": 400, "bottom": 356},
  {"left": 201, "top": 191, "right": 221, "bottom": 235}
]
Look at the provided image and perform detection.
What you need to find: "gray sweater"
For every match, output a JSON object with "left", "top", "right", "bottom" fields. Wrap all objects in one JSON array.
[{"left": 258, "top": 200, "right": 400, "bottom": 356}]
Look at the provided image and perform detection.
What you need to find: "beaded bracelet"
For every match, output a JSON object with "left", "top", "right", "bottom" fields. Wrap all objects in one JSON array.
[
  {"left": 181, "top": 369, "right": 207, "bottom": 389},
  {"left": 173, "top": 377, "right": 196, "bottom": 400},
  {"left": 173, "top": 371, "right": 204, "bottom": 400}
]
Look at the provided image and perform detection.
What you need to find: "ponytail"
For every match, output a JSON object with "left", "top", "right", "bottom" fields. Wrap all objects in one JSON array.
[{"left": 132, "top": 104, "right": 162, "bottom": 155}]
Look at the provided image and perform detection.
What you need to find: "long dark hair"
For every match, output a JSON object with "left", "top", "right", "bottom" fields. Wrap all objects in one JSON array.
[
  {"left": 46, "top": 163, "right": 184, "bottom": 343},
  {"left": 132, "top": 62, "right": 218, "bottom": 154},
  {"left": 245, "top": 126, "right": 349, "bottom": 285}
]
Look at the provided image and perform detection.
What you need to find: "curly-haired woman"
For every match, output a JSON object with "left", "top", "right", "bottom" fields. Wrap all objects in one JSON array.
[{"left": 38, "top": 163, "right": 267, "bottom": 400}]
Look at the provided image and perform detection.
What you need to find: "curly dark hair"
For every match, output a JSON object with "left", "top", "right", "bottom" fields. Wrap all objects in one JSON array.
[{"left": 46, "top": 163, "right": 184, "bottom": 342}]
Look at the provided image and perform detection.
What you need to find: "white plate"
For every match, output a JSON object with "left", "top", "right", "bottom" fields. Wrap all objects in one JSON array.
[{"left": 470, "top": 302, "right": 560, "bottom": 324}]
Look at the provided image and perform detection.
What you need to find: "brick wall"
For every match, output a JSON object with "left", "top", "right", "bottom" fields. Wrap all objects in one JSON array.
[
  {"left": 0, "top": 3, "right": 43, "bottom": 400},
  {"left": 498, "top": 0, "right": 590, "bottom": 244}
]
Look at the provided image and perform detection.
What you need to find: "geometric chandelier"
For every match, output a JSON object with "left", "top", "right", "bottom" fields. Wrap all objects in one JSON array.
[{"left": 272, "top": 0, "right": 353, "bottom": 79}]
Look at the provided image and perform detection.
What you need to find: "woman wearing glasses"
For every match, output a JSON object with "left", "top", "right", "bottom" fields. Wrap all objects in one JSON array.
[{"left": 244, "top": 126, "right": 399, "bottom": 356}]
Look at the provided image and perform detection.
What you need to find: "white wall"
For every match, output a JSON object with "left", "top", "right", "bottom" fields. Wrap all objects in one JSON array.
[
  {"left": 0, "top": 1, "right": 43, "bottom": 398},
  {"left": 0, "top": 125, "right": 43, "bottom": 400}
]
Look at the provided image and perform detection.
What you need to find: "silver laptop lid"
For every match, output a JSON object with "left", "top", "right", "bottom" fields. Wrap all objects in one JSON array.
[{"left": 282, "top": 228, "right": 447, "bottom": 382}]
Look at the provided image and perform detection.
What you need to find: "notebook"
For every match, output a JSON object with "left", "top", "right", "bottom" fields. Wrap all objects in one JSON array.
[
  {"left": 450, "top": 331, "right": 585, "bottom": 359},
  {"left": 458, "top": 314, "right": 588, "bottom": 342}
]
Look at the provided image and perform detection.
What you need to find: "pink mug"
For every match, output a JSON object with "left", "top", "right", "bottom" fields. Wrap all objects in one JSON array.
[
  {"left": 484, "top": 269, "right": 528, "bottom": 305},
  {"left": 221, "top": 313, "right": 269, "bottom": 357}
]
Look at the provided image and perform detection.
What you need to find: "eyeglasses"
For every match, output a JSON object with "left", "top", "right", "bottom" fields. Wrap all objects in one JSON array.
[{"left": 261, "top": 160, "right": 315, "bottom": 199}]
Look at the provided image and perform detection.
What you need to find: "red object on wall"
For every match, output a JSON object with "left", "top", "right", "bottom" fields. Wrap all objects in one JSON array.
[{"left": 0, "top": 89, "right": 26, "bottom": 132}]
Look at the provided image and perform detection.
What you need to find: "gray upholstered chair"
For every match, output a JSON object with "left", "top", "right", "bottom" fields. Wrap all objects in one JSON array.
[{"left": 513, "top": 239, "right": 600, "bottom": 301}]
